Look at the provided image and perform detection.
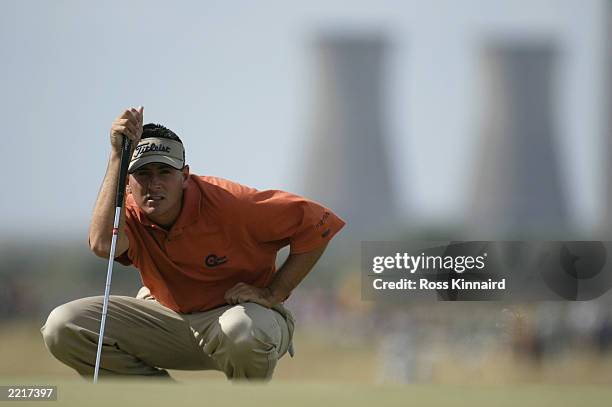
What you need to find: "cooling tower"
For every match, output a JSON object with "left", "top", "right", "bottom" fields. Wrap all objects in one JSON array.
[
  {"left": 304, "top": 33, "right": 398, "bottom": 238},
  {"left": 470, "top": 41, "right": 568, "bottom": 237}
]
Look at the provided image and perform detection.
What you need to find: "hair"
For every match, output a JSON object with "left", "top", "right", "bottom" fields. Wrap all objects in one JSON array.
[
  {"left": 140, "top": 123, "right": 186, "bottom": 166},
  {"left": 141, "top": 123, "right": 183, "bottom": 144}
]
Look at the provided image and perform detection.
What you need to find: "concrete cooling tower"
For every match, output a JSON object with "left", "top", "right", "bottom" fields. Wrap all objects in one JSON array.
[
  {"left": 304, "top": 33, "right": 398, "bottom": 239},
  {"left": 470, "top": 41, "right": 568, "bottom": 237}
]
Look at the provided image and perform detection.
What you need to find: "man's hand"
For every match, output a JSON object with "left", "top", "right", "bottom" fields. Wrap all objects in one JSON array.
[
  {"left": 110, "top": 106, "right": 144, "bottom": 154},
  {"left": 89, "top": 106, "right": 143, "bottom": 259},
  {"left": 224, "top": 282, "right": 279, "bottom": 308},
  {"left": 224, "top": 245, "right": 329, "bottom": 309}
]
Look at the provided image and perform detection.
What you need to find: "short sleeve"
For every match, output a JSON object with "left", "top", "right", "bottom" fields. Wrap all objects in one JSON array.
[
  {"left": 113, "top": 209, "right": 140, "bottom": 266},
  {"left": 243, "top": 189, "right": 346, "bottom": 254}
]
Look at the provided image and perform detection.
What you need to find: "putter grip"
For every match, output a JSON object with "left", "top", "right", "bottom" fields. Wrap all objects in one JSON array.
[{"left": 115, "top": 136, "right": 133, "bottom": 208}]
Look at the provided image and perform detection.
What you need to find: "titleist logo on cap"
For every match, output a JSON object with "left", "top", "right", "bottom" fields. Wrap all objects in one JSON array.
[
  {"left": 128, "top": 137, "right": 185, "bottom": 172},
  {"left": 134, "top": 142, "right": 171, "bottom": 158}
]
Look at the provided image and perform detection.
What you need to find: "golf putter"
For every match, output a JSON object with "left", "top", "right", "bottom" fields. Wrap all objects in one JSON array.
[{"left": 93, "top": 135, "right": 132, "bottom": 383}]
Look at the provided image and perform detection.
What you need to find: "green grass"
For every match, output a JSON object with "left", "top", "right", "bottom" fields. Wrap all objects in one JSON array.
[
  {"left": 3, "top": 321, "right": 612, "bottom": 406},
  {"left": 2, "top": 378, "right": 612, "bottom": 407}
]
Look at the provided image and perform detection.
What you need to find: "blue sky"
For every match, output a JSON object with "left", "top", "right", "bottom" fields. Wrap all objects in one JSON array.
[{"left": 0, "top": 0, "right": 606, "bottom": 240}]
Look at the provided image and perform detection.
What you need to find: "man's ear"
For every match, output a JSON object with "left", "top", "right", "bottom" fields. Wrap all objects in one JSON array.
[
  {"left": 126, "top": 176, "right": 131, "bottom": 193},
  {"left": 182, "top": 165, "right": 190, "bottom": 188}
]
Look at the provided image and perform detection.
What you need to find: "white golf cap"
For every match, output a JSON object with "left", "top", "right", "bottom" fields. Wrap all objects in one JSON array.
[{"left": 128, "top": 137, "right": 185, "bottom": 173}]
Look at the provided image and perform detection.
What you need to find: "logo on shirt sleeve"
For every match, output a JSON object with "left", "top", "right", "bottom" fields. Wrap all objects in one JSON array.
[
  {"left": 316, "top": 212, "right": 331, "bottom": 229},
  {"left": 205, "top": 254, "right": 228, "bottom": 267}
]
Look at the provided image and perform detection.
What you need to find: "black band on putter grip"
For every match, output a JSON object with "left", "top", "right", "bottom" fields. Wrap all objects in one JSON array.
[{"left": 115, "top": 136, "right": 133, "bottom": 208}]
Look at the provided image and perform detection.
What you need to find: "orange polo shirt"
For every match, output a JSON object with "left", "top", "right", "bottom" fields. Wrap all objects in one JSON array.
[{"left": 115, "top": 174, "right": 345, "bottom": 313}]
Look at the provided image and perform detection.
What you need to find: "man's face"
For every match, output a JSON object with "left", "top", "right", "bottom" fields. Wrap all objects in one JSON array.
[{"left": 128, "top": 162, "right": 189, "bottom": 227}]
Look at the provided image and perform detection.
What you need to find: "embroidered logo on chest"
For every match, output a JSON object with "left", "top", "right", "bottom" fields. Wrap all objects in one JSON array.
[{"left": 205, "top": 254, "right": 228, "bottom": 267}]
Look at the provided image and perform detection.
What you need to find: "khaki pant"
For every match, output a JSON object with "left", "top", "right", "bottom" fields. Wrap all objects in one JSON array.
[{"left": 40, "top": 289, "right": 295, "bottom": 381}]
